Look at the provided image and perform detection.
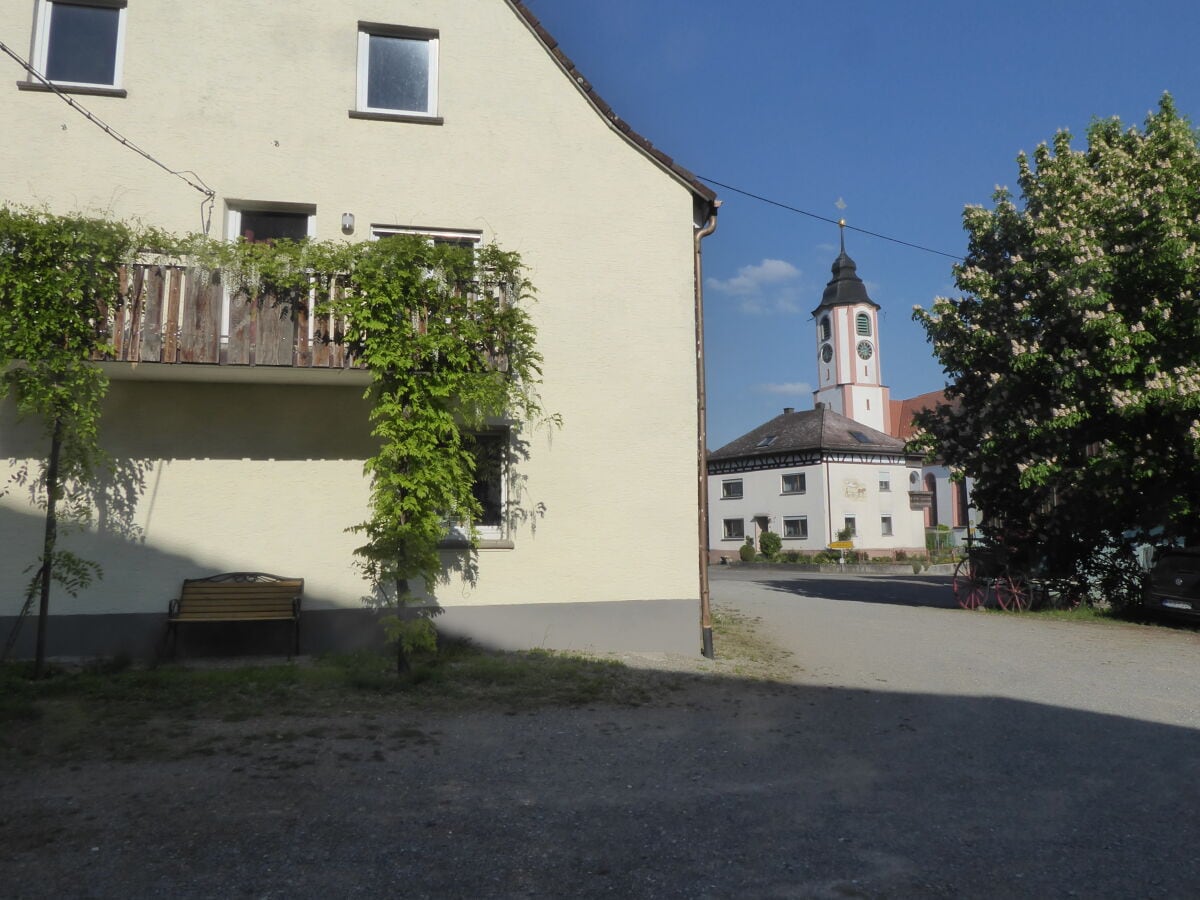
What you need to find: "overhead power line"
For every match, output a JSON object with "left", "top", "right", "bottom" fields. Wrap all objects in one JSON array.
[
  {"left": 0, "top": 38, "right": 216, "bottom": 235},
  {"left": 697, "top": 175, "right": 964, "bottom": 262}
]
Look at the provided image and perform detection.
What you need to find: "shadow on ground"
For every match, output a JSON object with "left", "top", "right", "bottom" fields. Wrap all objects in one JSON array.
[
  {"left": 754, "top": 573, "right": 959, "bottom": 610},
  {"left": 1, "top": 664, "right": 1196, "bottom": 898}
]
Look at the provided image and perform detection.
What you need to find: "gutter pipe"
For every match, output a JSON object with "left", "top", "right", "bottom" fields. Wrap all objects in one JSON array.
[{"left": 694, "top": 199, "right": 720, "bottom": 658}]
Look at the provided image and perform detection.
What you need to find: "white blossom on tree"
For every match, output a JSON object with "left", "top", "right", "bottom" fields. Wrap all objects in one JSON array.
[{"left": 913, "top": 94, "right": 1200, "bottom": 586}]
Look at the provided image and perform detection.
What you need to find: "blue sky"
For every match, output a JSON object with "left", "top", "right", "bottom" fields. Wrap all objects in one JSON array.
[{"left": 522, "top": 0, "right": 1200, "bottom": 447}]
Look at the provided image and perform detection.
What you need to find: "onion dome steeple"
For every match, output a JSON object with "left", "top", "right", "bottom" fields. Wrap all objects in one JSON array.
[{"left": 811, "top": 221, "right": 879, "bottom": 316}]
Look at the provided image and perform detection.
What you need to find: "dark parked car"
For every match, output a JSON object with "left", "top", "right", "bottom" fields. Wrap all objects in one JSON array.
[{"left": 1144, "top": 547, "right": 1200, "bottom": 620}]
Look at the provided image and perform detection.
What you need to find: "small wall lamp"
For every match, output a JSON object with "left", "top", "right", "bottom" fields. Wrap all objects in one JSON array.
[{"left": 341, "top": 212, "right": 355, "bottom": 234}]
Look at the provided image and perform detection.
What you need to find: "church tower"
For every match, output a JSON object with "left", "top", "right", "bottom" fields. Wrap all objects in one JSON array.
[{"left": 812, "top": 225, "right": 891, "bottom": 433}]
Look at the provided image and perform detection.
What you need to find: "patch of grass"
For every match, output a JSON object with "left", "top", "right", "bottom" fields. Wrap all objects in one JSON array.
[
  {"left": 0, "top": 638, "right": 697, "bottom": 763},
  {"left": 710, "top": 601, "right": 796, "bottom": 680}
]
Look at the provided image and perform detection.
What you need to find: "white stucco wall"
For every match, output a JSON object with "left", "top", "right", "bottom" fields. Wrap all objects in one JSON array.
[
  {"left": 0, "top": 2, "right": 710, "bottom": 631},
  {"left": 707, "top": 459, "right": 925, "bottom": 557}
]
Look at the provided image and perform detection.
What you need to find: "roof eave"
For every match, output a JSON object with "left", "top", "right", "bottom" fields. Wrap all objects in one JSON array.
[{"left": 506, "top": 0, "right": 718, "bottom": 212}]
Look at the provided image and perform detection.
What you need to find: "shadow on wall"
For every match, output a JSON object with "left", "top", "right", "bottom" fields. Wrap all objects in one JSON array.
[{"left": 0, "top": 499, "right": 385, "bottom": 660}]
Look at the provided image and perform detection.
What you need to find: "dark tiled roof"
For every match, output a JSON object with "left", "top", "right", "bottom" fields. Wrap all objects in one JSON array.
[
  {"left": 709, "top": 406, "right": 908, "bottom": 462},
  {"left": 811, "top": 249, "right": 878, "bottom": 315},
  {"left": 508, "top": 1, "right": 718, "bottom": 207}
]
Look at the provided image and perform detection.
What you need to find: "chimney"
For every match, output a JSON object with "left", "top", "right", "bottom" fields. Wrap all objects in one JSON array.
[{"left": 783, "top": 407, "right": 794, "bottom": 415}]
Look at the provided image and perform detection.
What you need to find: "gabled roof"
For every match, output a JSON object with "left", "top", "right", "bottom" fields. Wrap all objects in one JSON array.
[
  {"left": 709, "top": 406, "right": 909, "bottom": 462},
  {"left": 888, "top": 390, "right": 955, "bottom": 441},
  {"left": 508, "top": 1, "right": 717, "bottom": 209}
]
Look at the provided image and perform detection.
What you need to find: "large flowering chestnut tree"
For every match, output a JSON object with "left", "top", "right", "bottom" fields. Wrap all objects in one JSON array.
[{"left": 912, "top": 94, "right": 1200, "bottom": 590}]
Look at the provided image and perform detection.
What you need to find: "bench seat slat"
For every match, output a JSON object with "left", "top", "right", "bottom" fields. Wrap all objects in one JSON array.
[{"left": 166, "top": 573, "right": 304, "bottom": 656}]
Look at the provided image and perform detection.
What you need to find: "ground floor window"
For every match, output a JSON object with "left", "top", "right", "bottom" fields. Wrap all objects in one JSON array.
[
  {"left": 783, "top": 516, "right": 808, "bottom": 539},
  {"left": 843, "top": 516, "right": 857, "bottom": 538},
  {"left": 722, "top": 518, "right": 745, "bottom": 540},
  {"left": 881, "top": 515, "right": 893, "bottom": 536}
]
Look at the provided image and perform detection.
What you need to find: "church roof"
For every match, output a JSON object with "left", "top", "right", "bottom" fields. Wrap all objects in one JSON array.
[
  {"left": 709, "top": 405, "right": 909, "bottom": 464},
  {"left": 811, "top": 246, "right": 879, "bottom": 315},
  {"left": 888, "top": 390, "right": 957, "bottom": 441}
]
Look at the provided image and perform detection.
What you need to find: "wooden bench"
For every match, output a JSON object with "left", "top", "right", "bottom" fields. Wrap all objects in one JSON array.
[{"left": 165, "top": 572, "right": 303, "bottom": 658}]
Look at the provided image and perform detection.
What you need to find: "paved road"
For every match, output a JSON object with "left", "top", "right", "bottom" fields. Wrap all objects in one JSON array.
[{"left": 5, "top": 570, "right": 1199, "bottom": 899}]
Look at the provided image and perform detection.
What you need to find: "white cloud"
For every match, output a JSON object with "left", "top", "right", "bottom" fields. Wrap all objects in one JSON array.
[
  {"left": 755, "top": 381, "right": 812, "bottom": 396},
  {"left": 706, "top": 258, "right": 803, "bottom": 315}
]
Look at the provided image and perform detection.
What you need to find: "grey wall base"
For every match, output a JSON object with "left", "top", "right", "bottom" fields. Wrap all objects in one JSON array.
[{"left": 0, "top": 598, "right": 701, "bottom": 662}]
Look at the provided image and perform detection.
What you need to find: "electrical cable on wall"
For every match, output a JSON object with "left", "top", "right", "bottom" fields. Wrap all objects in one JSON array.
[{"left": 0, "top": 37, "right": 216, "bottom": 235}]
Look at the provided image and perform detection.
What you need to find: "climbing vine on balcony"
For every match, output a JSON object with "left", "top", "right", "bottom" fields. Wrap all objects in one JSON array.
[
  {"left": 2, "top": 208, "right": 552, "bottom": 673},
  {"left": 0, "top": 207, "right": 140, "bottom": 676}
]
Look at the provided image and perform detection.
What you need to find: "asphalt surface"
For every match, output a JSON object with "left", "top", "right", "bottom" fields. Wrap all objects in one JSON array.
[{"left": 4, "top": 569, "right": 1199, "bottom": 898}]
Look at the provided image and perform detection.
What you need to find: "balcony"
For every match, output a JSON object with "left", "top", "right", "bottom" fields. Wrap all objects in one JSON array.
[{"left": 92, "top": 264, "right": 366, "bottom": 383}]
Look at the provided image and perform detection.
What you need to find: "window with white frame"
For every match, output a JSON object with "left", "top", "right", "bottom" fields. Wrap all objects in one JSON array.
[
  {"left": 356, "top": 23, "right": 439, "bottom": 119},
  {"left": 783, "top": 516, "right": 808, "bottom": 539},
  {"left": 372, "top": 225, "right": 482, "bottom": 249},
  {"left": 844, "top": 516, "right": 857, "bottom": 537},
  {"left": 880, "top": 515, "right": 893, "bottom": 536},
  {"left": 721, "top": 479, "right": 743, "bottom": 500},
  {"left": 32, "top": 0, "right": 127, "bottom": 91},
  {"left": 222, "top": 203, "right": 316, "bottom": 343},
  {"left": 445, "top": 430, "right": 508, "bottom": 544},
  {"left": 781, "top": 472, "right": 805, "bottom": 494},
  {"left": 878, "top": 471, "right": 891, "bottom": 492},
  {"left": 722, "top": 518, "right": 745, "bottom": 540}
]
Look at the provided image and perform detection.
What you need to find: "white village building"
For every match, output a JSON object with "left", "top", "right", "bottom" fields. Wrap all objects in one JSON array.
[{"left": 707, "top": 235, "right": 930, "bottom": 559}]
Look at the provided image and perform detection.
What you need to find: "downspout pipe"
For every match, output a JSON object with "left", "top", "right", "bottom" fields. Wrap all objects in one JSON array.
[{"left": 694, "top": 199, "right": 720, "bottom": 658}]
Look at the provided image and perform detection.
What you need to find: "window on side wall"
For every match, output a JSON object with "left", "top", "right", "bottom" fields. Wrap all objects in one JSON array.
[
  {"left": 722, "top": 519, "right": 745, "bottom": 540},
  {"left": 355, "top": 23, "right": 440, "bottom": 121},
  {"left": 783, "top": 516, "right": 808, "bottom": 539},
  {"left": 881, "top": 515, "right": 893, "bottom": 536},
  {"left": 445, "top": 430, "right": 508, "bottom": 545},
  {"left": 844, "top": 516, "right": 857, "bottom": 538},
  {"left": 31, "top": 0, "right": 127, "bottom": 92},
  {"left": 878, "top": 471, "right": 891, "bottom": 492},
  {"left": 781, "top": 473, "right": 805, "bottom": 494},
  {"left": 721, "top": 479, "right": 743, "bottom": 500}
]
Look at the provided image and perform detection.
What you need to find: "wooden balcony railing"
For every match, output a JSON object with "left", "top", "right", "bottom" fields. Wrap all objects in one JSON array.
[{"left": 93, "top": 264, "right": 363, "bottom": 369}]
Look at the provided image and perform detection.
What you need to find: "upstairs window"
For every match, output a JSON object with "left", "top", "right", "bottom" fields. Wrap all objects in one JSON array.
[
  {"left": 721, "top": 479, "right": 743, "bottom": 500},
  {"left": 781, "top": 473, "right": 805, "bottom": 494},
  {"left": 33, "top": 0, "right": 127, "bottom": 90},
  {"left": 878, "top": 471, "right": 891, "bottom": 492},
  {"left": 819, "top": 315, "right": 832, "bottom": 341},
  {"left": 356, "top": 23, "right": 440, "bottom": 120}
]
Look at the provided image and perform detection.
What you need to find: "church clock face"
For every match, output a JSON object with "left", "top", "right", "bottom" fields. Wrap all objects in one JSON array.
[
  {"left": 820, "top": 343, "right": 834, "bottom": 363},
  {"left": 856, "top": 340, "right": 873, "bottom": 360}
]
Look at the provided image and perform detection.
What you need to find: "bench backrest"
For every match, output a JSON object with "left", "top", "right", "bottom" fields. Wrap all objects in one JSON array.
[{"left": 175, "top": 575, "right": 303, "bottom": 621}]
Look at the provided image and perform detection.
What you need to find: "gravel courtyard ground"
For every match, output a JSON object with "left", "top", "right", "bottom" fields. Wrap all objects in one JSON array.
[{"left": 4, "top": 569, "right": 1199, "bottom": 898}]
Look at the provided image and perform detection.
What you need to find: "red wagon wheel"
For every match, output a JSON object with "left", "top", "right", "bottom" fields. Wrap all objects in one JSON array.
[
  {"left": 995, "top": 573, "right": 1032, "bottom": 611},
  {"left": 953, "top": 558, "right": 989, "bottom": 610}
]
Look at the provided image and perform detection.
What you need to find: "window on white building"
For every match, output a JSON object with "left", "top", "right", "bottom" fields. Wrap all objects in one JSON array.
[
  {"left": 783, "top": 516, "right": 808, "bottom": 539},
  {"left": 722, "top": 518, "right": 745, "bottom": 540},
  {"left": 445, "top": 430, "right": 508, "bottom": 544},
  {"left": 33, "top": 0, "right": 127, "bottom": 90},
  {"left": 356, "top": 23, "right": 439, "bottom": 119},
  {"left": 844, "top": 516, "right": 857, "bottom": 537},
  {"left": 881, "top": 515, "right": 893, "bottom": 536},
  {"left": 781, "top": 473, "right": 805, "bottom": 494},
  {"left": 721, "top": 479, "right": 743, "bottom": 500},
  {"left": 878, "top": 471, "right": 891, "bottom": 492}
]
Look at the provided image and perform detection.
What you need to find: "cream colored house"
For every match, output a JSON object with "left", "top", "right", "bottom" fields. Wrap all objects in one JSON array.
[{"left": 0, "top": 1, "right": 718, "bottom": 657}]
